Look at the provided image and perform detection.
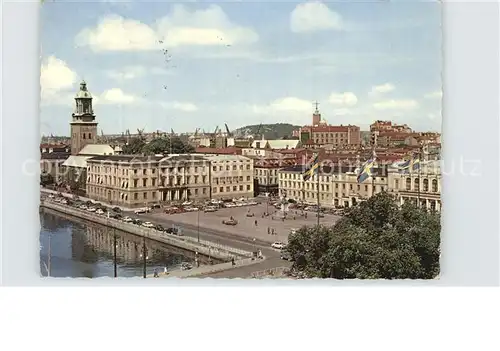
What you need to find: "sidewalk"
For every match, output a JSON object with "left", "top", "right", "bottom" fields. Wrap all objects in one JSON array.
[
  {"left": 40, "top": 188, "right": 136, "bottom": 212},
  {"left": 148, "top": 257, "right": 262, "bottom": 278}
]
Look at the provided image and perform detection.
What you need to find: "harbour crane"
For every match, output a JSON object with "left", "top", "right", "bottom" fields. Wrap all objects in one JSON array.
[{"left": 224, "top": 123, "right": 232, "bottom": 137}]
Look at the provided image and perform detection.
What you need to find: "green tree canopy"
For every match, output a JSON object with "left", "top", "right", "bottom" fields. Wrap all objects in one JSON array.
[
  {"left": 122, "top": 137, "right": 146, "bottom": 155},
  {"left": 142, "top": 136, "right": 194, "bottom": 155},
  {"left": 122, "top": 136, "right": 194, "bottom": 155},
  {"left": 286, "top": 192, "right": 441, "bottom": 279}
]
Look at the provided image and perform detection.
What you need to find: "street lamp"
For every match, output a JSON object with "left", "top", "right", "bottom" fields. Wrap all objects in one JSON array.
[
  {"left": 197, "top": 209, "right": 200, "bottom": 243},
  {"left": 141, "top": 236, "right": 148, "bottom": 278},
  {"left": 113, "top": 232, "right": 117, "bottom": 278}
]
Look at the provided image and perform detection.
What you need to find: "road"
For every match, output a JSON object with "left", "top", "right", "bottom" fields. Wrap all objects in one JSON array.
[{"left": 121, "top": 209, "right": 294, "bottom": 278}]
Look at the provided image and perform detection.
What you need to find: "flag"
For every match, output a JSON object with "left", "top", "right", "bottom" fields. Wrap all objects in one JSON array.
[
  {"left": 303, "top": 153, "right": 320, "bottom": 181},
  {"left": 357, "top": 157, "right": 375, "bottom": 183},
  {"left": 411, "top": 157, "right": 420, "bottom": 171},
  {"left": 393, "top": 154, "right": 420, "bottom": 172}
]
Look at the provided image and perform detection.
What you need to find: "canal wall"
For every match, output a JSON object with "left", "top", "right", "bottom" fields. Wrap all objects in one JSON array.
[{"left": 40, "top": 200, "right": 254, "bottom": 261}]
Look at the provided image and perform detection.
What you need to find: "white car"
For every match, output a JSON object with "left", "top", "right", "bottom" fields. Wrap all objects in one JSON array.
[
  {"left": 182, "top": 201, "right": 193, "bottom": 206},
  {"left": 48, "top": 195, "right": 55, "bottom": 199},
  {"left": 184, "top": 207, "right": 199, "bottom": 212},
  {"left": 96, "top": 209, "right": 105, "bottom": 215},
  {"left": 142, "top": 222, "right": 155, "bottom": 228},
  {"left": 79, "top": 205, "right": 87, "bottom": 210},
  {"left": 122, "top": 216, "right": 133, "bottom": 222},
  {"left": 271, "top": 242, "right": 286, "bottom": 250},
  {"left": 87, "top": 207, "right": 96, "bottom": 212},
  {"left": 134, "top": 208, "right": 147, "bottom": 214},
  {"left": 204, "top": 206, "right": 217, "bottom": 213}
]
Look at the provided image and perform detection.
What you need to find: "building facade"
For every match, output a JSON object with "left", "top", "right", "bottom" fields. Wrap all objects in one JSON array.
[
  {"left": 278, "top": 161, "right": 441, "bottom": 211},
  {"left": 278, "top": 165, "right": 389, "bottom": 208},
  {"left": 387, "top": 161, "right": 442, "bottom": 211},
  {"left": 85, "top": 154, "right": 254, "bottom": 207},
  {"left": 204, "top": 154, "right": 254, "bottom": 200}
]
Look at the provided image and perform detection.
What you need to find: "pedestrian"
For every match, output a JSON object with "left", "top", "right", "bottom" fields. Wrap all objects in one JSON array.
[
  {"left": 231, "top": 257, "right": 235, "bottom": 266},
  {"left": 254, "top": 219, "right": 258, "bottom": 226},
  {"left": 153, "top": 268, "right": 159, "bottom": 278},
  {"left": 267, "top": 227, "right": 270, "bottom": 234},
  {"left": 164, "top": 266, "right": 168, "bottom": 274}
]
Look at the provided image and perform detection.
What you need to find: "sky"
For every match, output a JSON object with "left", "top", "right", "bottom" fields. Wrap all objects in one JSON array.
[{"left": 39, "top": 0, "right": 443, "bottom": 136}]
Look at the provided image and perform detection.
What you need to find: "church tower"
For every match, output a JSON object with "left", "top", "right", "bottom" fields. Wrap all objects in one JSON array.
[
  {"left": 312, "top": 101, "right": 321, "bottom": 126},
  {"left": 70, "top": 80, "right": 97, "bottom": 155}
]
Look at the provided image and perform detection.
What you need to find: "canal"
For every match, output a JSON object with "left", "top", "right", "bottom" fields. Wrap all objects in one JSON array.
[{"left": 39, "top": 208, "right": 198, "bottom": 278}]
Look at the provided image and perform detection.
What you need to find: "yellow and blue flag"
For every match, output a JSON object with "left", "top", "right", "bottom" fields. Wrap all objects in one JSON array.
[
  {"left": 303, "top": 153, "right": 320, "bottom": 181},
  {"left": 394, "top": 154, "right": 420, "bottom": 172},
  {"left": 357, "top": 157, "right": 376, "bottom": 183}
]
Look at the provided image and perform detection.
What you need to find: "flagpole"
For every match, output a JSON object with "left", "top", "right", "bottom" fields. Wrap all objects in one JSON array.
[
  {"left": 317, "top": 172, "right": 320, "bottom": 227},
  {"left": 417, "top": 147, "right": 422, "bottom": 208}
]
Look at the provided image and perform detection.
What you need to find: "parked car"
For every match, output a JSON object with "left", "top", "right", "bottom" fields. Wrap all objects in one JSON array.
[
  {"left": 204, "top": 206, "right": 217, "bottom": 213},
  {"left": 182, "top": 201, "right": 193, "bottom": 206},
  {"left": 180, "top": 262, "right": 193, "bottom": 270},
  {"left": 151, "top": 204, "right": 161, "bottom": 209},
  {"left": 184, "top": 206, "right": 199, "bottom": 212},
  {"left": 142, "top": 222, "right": 155, "bottom": 228},
  {"left": 155, "top": 224, "right": 164, "bottom": 231},
  {"left": 112, "top": 207, "right": 121, "bottom": 213},
  {"left": 134, "top": 208, "right": 148, "bottom": 214},
  {"left": 87, "top": 207, "right": 96, "bottom": 212},
  {"left": 165, "top": 227, "right": 182, "bottom": 235},
  {"left": 122, "top": 216, "right": 133, "bottom": 223},
  {"left": 96, "top": 209, "right": 105, "bottom": 215},
  {"left": 271, "top": 242, "right": 286, "bottom": 250},
  {"left": 133, "top": 219, "right": 143, "bottom": 225},
  {"left": 222, "top": 219, "right": 238, "bottom": 226}
]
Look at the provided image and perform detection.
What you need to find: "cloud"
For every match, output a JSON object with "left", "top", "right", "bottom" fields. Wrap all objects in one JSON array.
[
  {"left": 424, "top": 90, "right": 443, "bottom": 99},
  {"left": 76, "top": 15, "right": 159, "bottom": 52},
  {"left": 328, "top": 92, "right": 358, "bottom": 107},
  {"left": 97, "top": 88, "right": 139, "bottom": 104},
  {"left": 290, "top": 1, "right": 343, "bottom": 33},
  {"left": 40, "top": 56, "right": 78, "bottom": 104},
  {"left": 76, "top": 5, "right": 258, "bottom": 52},
  {"left": 369, "top": 83, "right": 395, "bottom": 95},
  {"left": 373, "top": 99, "right": 419, "bottom": 110},
  {"left": 254, "top": 97, "right": 313, "bottom": 114},
  {"left": 157, "top": 4, "right": 258, "bottom": 47},
  {"left": 160, "top": 101, "right": 198, "bottom": 112},
  {"left": 106, "top": 65, "right": 174, "bottom": 80}
]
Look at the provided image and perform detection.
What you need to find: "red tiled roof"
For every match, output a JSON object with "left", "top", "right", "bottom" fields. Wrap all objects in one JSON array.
[
  {"left": 195, "top": 147, "right": 242, "bottom": 155},
  {"left": 311, "top": 126, "right": 350, "bottom": 132}
]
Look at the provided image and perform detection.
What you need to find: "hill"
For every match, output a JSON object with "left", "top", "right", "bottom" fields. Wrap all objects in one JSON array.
[{"left": 233, "top": 123, "right": 301, "bottom": 140}]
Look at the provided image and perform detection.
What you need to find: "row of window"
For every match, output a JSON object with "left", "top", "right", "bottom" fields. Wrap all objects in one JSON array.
[
  {"left": 213, "top": 176, "right": 251, "bottom": 185},
  {"left": 256, "top": 169, "right": 279, "bottom": 176},
  {"left": 212, "top": 185, "right": 252, "bottom": 193}
]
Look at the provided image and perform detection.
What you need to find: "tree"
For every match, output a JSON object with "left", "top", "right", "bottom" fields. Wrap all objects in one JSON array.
[
  {"left": 122, "top": 137, "right": 146, "bottom": 155},
  {"left": 286, "top": 192, "right": 441, "bottom": 279},
  {"left": 40, "top": 172, "right": 54, "bottom": 186},
  {"left": 123, "top": 136, "right": 195, "bottom": 155}
]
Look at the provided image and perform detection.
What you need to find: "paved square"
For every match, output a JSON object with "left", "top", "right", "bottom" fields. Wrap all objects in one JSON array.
[{"left": 150, "top": 202, "right": 341, "bottom": 244}]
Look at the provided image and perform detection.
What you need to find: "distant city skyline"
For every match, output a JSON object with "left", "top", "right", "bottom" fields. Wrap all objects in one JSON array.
[{"left": 40, "top": 1, "right": 442, "bottom": 136}]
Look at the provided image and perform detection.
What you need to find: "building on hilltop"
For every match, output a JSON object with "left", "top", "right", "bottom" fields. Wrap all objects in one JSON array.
[{"left": 298, "top": 104, "right": 361, "bottom": 147}]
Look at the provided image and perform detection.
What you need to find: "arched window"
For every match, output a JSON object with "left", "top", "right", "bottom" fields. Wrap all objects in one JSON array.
[
  {"left": 82, "top": 133, "right": 86, "bottom": 139},
  {"left": 423, "top": 179, "right": 429, "bottom": 192},
  {"left": 88, "top": 133, "right": 92, "bottom": 139},
  {"left": 432, "top": 179, "right": 438, "bottom": 192},
  {"left": 414, "top": 178, "right": 420, "bottom": 191},
  {"left": 406, "top": 178, "right": 411, "bottom": 190}
]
